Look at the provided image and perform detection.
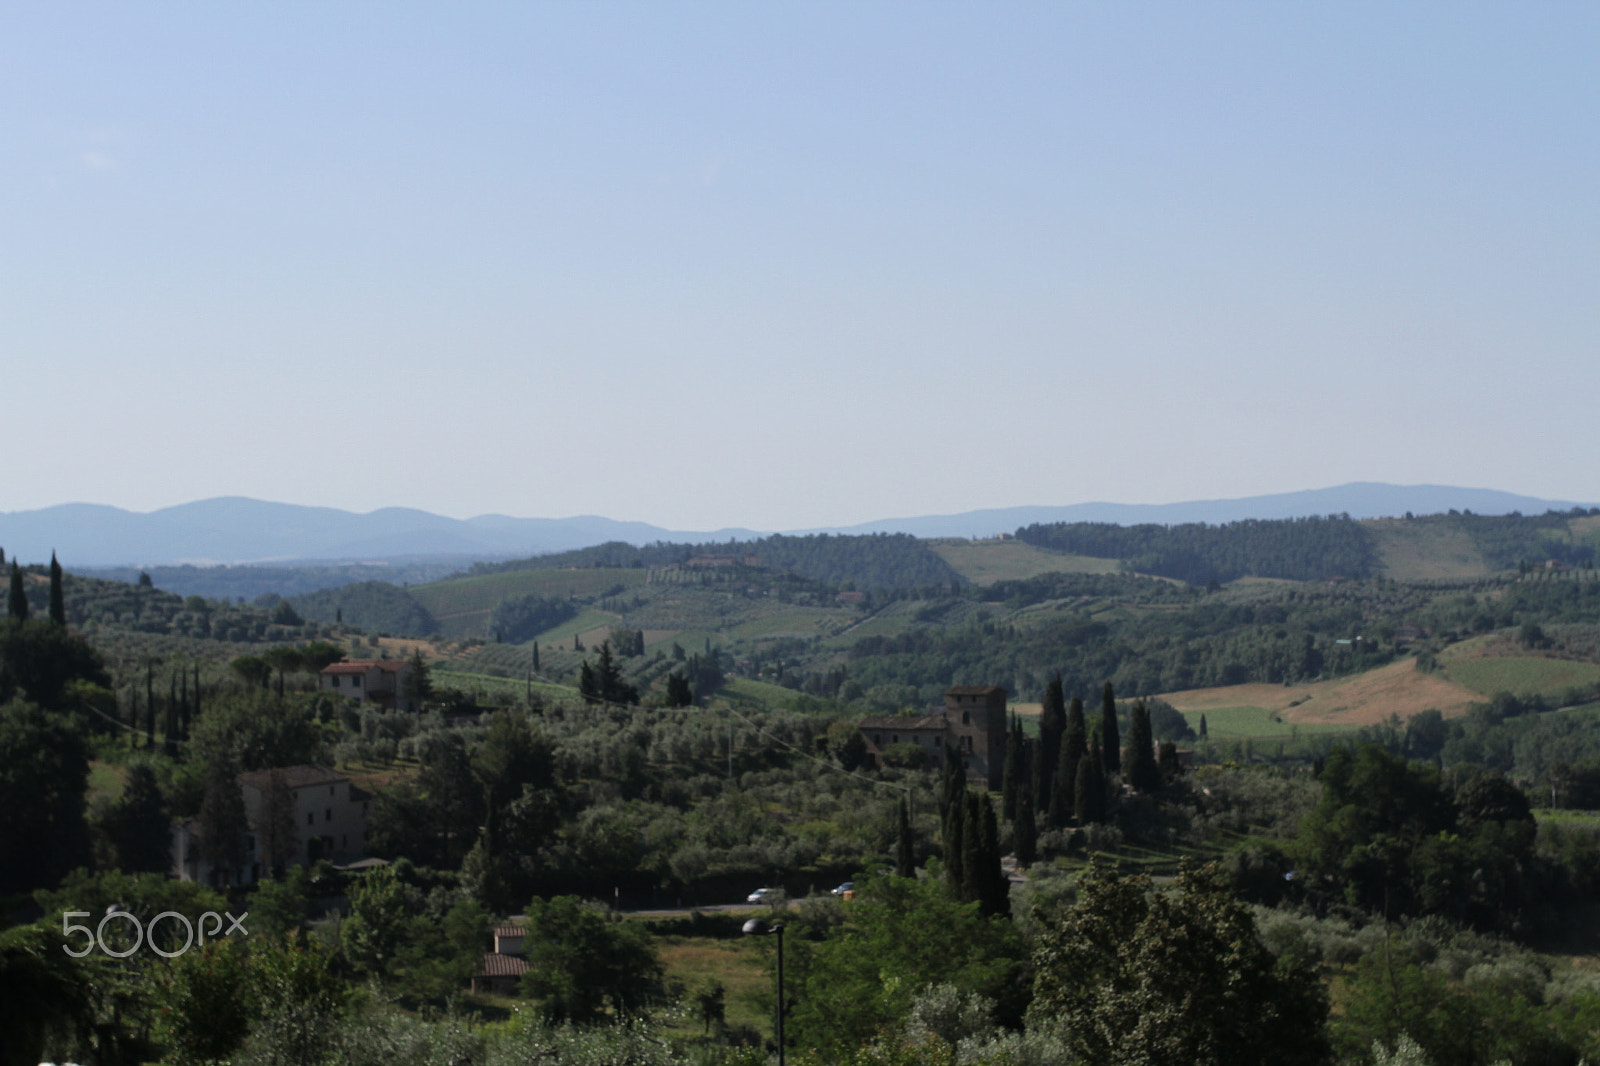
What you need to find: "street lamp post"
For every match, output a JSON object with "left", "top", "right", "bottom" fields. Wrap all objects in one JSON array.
[{"left": 742, "top": 918, "right": 785, "bottom": 1066}]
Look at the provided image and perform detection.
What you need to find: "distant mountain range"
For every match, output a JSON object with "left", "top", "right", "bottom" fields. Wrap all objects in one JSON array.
[{"left": 1, "top": 483, "right": 1591, "bottom": 568}]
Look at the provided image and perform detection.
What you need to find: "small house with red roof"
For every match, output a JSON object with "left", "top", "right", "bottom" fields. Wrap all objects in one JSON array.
[{"left": 318, "top": 658, "right": 416, "bottom": 711}]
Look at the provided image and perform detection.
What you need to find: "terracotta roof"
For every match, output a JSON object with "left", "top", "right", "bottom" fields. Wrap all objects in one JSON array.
[
  {"left": 320, "top": 659, "right": 410, "bottom": 675},
  {"left": 238, "top": 765, "right": 348, "bottom": 791},
  {"left": 492, "top": 926, "right": 524, "bottom": 939},
  {"left": 474, "top": 952, "right": 530, "bottom": 978},
  {"left": 946, "top": 685, "right": 1005, "bottom": 696},
  {"left": 858, "top": 715, "right": 949, "bottom": 731}
]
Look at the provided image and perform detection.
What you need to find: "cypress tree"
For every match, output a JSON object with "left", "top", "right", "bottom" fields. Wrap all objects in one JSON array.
[
  {"left": 1014, "top": 782, "right": 1038, "bottom": 868},
  {"left": 165, "top": 674, "right": 179, "bottom": 757},
  {"left": 895, "top": 798, "right": 915, "bottom": 877},
  {"left": 178, "top": 669, "right": 189, "bottom": 742},
  {"left": 532, "top": 642, "right": 540, "bottom": 674},
  {"left": 1049, "top": 731, "right": 1077, "bottom": 828},
  {"left": 48, "top": 552, "right": 65, "bottom": 626},
  {"left": 1064, "top": 695, "right": 1087, "bottom": 765},
  {"left": 944, "top": 792, "right": 966, "bottom": 894},
  {"left": 1125, "top": 700, "right": 1162, "bottom": 792},
  {"left": 146, "top": 665, "right": 155, "bottom": 748},
  {"left": 939, "top": 741, "right": 965, "bottom": 819},
  {"left": 1076, "top": 744, "right": 1106, "bottom": 824},
  {"left": 960, "top": 792, "right": 984, "bottom": 904},
  {"left": 977, "top": 796, "right": 1008, "bottom": 916},
  {"left": 7, "top": 562, "right": 27, "bottom": 621},
  {"left": 1100, "top": 682, "right": 1121, "bottom": 775},
  {"left": 193, "top": 663, "right": 201, "bottom": 724},
  {"left": 1001, "top": 714, "right": 1023, "bottom": 822},
  {"left": 1037, "top": 674, "right": 1066, "bottom": 804},
  {"left": 1199, "top": 713, "right": 1208, "bottom": 740}
]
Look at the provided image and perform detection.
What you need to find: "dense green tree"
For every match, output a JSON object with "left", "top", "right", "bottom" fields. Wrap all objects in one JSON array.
[
  {"left": 7, "top": 562, "right": 27, "bottom": 622},
  {"left": 187, "top": 690, "right": 322, "bottom": 772},
  {"left": 230, "top": 653, "right": 271, "bottom": 688},
  {"left": 693, "top": 979, "right": 727, "bottom": 1036},
  {"left": 0, "top": 700, "right": 90, "bottom": 893},
  {"left": 103, "top": 762, "right": 171, "bottom": 872},
  {"left": 1075, "top": 745, "right": 1107, "bottom": 825},
  {"left": 154, "top": 939, "right": 253, "bottom": 1066},
  {"left": 193, "top": 755, "right": 248, "bottom": 886},
  {"left": 976, "top": 794, "right": 1008, "bottom": 917},
  {"left": 1000, "top": 714, "right": 1024, "bottom": 821},
  {"left": 895, "top": 797, "right": 915, "bottom": 877},
  {"left": 1049, "top": 730, "right": 1077, "bottom": 828},
  {"left": 1063, "top": 694, "right": 1087, "bottom": 766},
  {"left": 1037, "top": 674, "right": 1066, "bottom": 803},
  {"left": 518, "top": 895, "right": 663, "bottom": 1023},
  {"left": 787, "top": 873, "right": 1025, "bottom": 1055},
  {"left": 1294, "top": 743, "right": 1456, "bottom": 918},
  {"left": 580, "top": 642, "right": 640, "bottom": 706},
  {"left": 48, "top": 552, "right": 65, "bottom": 626},
  {"left": 1124, "top": 700, "right": 1162, "bottom": 792},
  {"left": 665, "top": 669, "right": 693, "bottom": 708},
  {"left": 0, "top": 922, "right": 93, "bottom": 1066},
  {"left": 1014, "top": 783, "right": 1038, "bottom": 867},
  {"left": 960, "top": 792, "right": 985, "bottom": 904},
  {"left": 410, "top": 730, "right": 483, "bottom": 867},
  {"left": 343, "top": 864, "right": 411, "bottom": 977},
  {"left": 943, "top": 790, "right": 966, "bottom": 894},
  {"left": 400, "top": 649, "right": 433, "bottom": 709},
  {"left": 1030, "top": 861, "right": 1329, "bottom": 1066},
  {"left": 1100, "top": 681, "right": 1121, "bottom": 775},
  {"left": 247, "top": 932, "right": 350, "bottom": 1066},
  {"left": 0, "top": 618, "right": 110, "bottom": 710},
  {"left": 250, "top": 864, "right": 317, "bottom": 941}
]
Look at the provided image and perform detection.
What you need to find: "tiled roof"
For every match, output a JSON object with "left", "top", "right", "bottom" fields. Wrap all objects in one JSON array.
[
  {"left": 237, "top": 765, "right": 348, "bottom": 791},
  {"left": 493, "top": 926, "right": 524, "bottom": 939},
  {"left": 946, "top": 685, "right": 1005, "bottom": 696},
  {"left": 320, "top": 659, "right": 410, "bottom": 675},
  {"left": 474, "top": 953, "right": 530, "bottom": 978},
  {"left": 858, "top": 715, "right": 949, "bottom": 731}
]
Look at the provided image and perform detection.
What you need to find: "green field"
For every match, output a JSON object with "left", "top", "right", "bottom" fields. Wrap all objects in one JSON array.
[
  {"left": 930, "top": 538, "right": 1120, "bottom": 586},
  {"left": 1180, "top": 705, "right": 1355, "bottom": 738},
  {"left": 653, "top": 934, "right": 773, "bottom": 1041},
  {"left": 412, "top": 568, "right": 649, "bottom": 636},
  {"left": 1440, "top": 656, "right": 1600, "bottom": 699}
]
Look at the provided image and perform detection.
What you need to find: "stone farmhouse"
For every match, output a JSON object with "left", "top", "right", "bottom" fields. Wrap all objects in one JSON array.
[
  {"left": 858, "top": 684, "right": 1009, "bottom": 788},
  {"left": 171, "top": 764, "right": 371, "bottom": 887},
  {"left": 318, "top": 658, "right": 416, "bottom": 711}
]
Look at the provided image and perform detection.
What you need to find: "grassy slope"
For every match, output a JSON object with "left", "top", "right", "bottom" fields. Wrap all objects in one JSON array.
[
  {"left": 1440, "top": 653, "right": 1600, "bottom": 700},
  {"left": 654, "top": 935, "right": 773, "bottom": 1040},
  {"left": 1365, "top": 517, "right": 1489, "bottom": 580},
  {"left": 411, "top": 569, "right": 649, "bottom": 637},
  {"left": 930, "top": 538, "right": 1119, "bottom": 586},
  {"left": 1160, "top": 657, "right": 1483, "bottom": 730}
]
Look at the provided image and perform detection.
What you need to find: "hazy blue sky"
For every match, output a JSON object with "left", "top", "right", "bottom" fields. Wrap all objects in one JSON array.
[{"left": 5, "top": 3, "right": 1596, "bottom": 530}]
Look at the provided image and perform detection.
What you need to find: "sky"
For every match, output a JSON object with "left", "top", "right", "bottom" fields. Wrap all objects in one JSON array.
[{"left": 4, "top": 3, "right": 1597, "bottom": 531}]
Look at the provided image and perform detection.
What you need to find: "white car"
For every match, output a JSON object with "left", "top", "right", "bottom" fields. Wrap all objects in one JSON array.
[{"left": 747, "top": 887, "right": 780, "bottom": 904}]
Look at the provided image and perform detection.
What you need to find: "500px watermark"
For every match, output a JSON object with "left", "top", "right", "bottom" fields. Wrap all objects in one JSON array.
[{"left": 62, "top": 909, "right": 248, "bottom": 958}]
